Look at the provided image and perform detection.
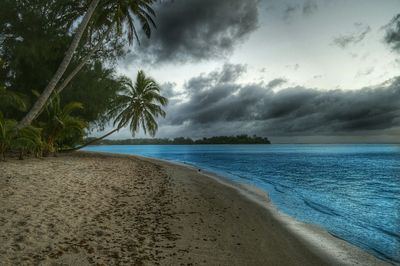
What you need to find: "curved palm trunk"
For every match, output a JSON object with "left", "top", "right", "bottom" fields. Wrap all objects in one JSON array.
[
  {"left": 55, "top": 26, "right": 113, "bottom": 95},
  {"left": 17, "top": 0, "right": 101, "bottom": 129},
  {"left": 62, "top": 127, "right": 120, "bottom": 152}
]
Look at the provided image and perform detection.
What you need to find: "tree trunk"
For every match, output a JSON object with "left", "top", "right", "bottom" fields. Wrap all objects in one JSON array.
[
  {"left": 16, "top": 0, "right": 101, "bottom": 129},
  {"left": 55, "top": 25, "right": 114, "bottom": 95},
  {"left": 62, "top": 127, "right": 120, "bottom": 152}
]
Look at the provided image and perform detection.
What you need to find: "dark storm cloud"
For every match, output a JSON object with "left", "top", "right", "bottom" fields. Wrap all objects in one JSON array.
[
  {"left": 163, "top": 65, "right": 400, "bottom": 137},
  {"left": 127, "top": 0, "right": 259, "bottom": 64},
  {"left": 384, "top": 14, "right": 400, "bottom": 52},
  {"left": 332, "top": 23, "right": 371, "bottom": 48}
]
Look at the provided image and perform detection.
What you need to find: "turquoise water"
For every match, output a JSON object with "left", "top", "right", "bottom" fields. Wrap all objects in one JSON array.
[{"left": 82, "top": 144, "right": 400, "bottom": 264}]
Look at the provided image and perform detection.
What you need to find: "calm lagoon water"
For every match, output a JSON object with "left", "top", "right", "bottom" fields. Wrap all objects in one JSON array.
[{"left": 82, "top": 144, "right": 400, "bottom": 263}]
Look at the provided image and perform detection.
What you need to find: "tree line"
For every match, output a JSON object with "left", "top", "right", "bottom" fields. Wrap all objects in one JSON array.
[
  {"left": 86, "top": 135, "right": 271, "bottom": 145},
  {"left": 0, "top": 0, "right": 168, "bottom": 160}
]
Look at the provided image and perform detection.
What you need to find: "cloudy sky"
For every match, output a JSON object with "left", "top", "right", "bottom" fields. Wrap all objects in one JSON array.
[{"left": 96, "top": 0, "right": 400, "bottom": 143}]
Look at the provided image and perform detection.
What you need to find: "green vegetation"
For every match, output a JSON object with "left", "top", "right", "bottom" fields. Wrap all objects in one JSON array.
[
  {"left": 16, "top": 0, "right": 157, "bottom": 129},
  {"left": 0, "top": 114, "right": 16, "bottom": 160},
  {"left": 84, "top": 135, "right": 271, "bottom": 145},
  {"left": 39, "top": 95, "right": 87, "bottom": 155},
  {"left": 0, "top": 113, "right": 43, "bottom": 160},
  {"left": 0, "top": 0, "right": 168, "bottom": 160},
  {"left": 12, "top": 125, "right": 43, "bottom": 160},
  {"left": 74, "top": 71, "right": 168, "bottom": 150}
]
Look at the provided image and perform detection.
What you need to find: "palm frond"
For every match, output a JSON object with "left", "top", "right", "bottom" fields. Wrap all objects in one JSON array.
[
  {"left": 108, "top": 70, "right": 168, "bottom": 137},
  {"left": 62, "top": 102, "right": 84, "bottom": 116},
  {"left": 0, "top": 86, "right": 27, "bottom": 111}
]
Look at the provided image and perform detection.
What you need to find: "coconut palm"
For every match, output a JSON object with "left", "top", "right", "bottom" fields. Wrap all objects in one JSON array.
[
  {"left": 17, "top": 0, "right": 157, "bottom": 129},
  {"left": 73, "top": 70, "right": 167, "bottom": 149},
  {"left": 40, "top": 95, "right": 87, "bottom": 155},
  {"left": 0, "top": 86, "right": 26, "bottom": 112},
  {"left": 12, "top": 125, "right": 43, "bottom": 160},
  {"left": 55, "top": 0, "right": 156, "bottom": 95},
  {"left": 0, "top": 111, "right": 44, "bottom": 160},
  {"left": 95, "top": 0, "right": 156, "bottom": 45}
]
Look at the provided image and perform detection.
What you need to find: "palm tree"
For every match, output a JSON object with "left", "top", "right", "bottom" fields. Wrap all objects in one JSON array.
[
  {"left": 72, "top": 70, "right": 167, "bottom": 150},
  {"left": 17, "top": 0, "right": 157, "bottom": 129},
  {"left": 40, "top": 95, "right": 87, "bottom": 155},
  {"left": 55, "top": 0, "right": 156, "bottom": 95},
  {"left": 0, "top": 86, "right": 27, "bottom": 112},
  {"left": 16, "top": 0, "right": 99, "bottom": 130},
  {"left": 0, "top": 109, "right": 46, "bottom": 160},
  {"left": 0, "top": 112, "right": 44, "bottom": 160},
  {"left": 12, "top": 125, "right": 43, "bottom": 160}
]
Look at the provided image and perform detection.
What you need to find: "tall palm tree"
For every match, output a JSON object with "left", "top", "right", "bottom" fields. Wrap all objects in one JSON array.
[
  {"left": 55, "top": 0, "right": 156, "bottom": 95},
  {"left": 16, "top": 0, "right": 99, "bottom": 130},
  {"left": 17, "top": 0, "right": 157, "bottom": 129},
  {"left": 72, "top": 70, "right": 167, "bottom": 150}
]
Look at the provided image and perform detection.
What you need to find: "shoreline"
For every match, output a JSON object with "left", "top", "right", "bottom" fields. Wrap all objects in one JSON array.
[
  {"left": 0, "top": 151, "right": 389, "bottom": 265},
  {"left": 167, "top": 164, "right": 389, "bottom": 266},
  {"left": 85, "top": 150, "right": 390, "bottom": 266}
]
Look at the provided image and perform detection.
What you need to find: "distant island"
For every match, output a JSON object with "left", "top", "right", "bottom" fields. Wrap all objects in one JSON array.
[{"left": 85, "top": 135, "right": 271, "bottom": 145}]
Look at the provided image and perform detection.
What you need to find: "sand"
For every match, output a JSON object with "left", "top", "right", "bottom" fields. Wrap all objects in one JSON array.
[{"left": 0, "top": 151, "right": 389, "bottom": 265}]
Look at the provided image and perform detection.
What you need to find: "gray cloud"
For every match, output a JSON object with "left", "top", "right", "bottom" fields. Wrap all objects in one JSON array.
[
  {"left": 282, "top": 0, "right": 318, "bottom": 21},
  {"left": 127, "top": 0, "right": 259, "bottom": 64},
  {"left": 161, "top": 64, "right": 400, "bottom": 138},
  {"left": 267, "top": 78, "right": 287, "bottom": 88},
  {"left": 283, "top": 4, "right": 299, "bottom": 21},
  {"left": 356, "top": 67, "right": 374, "bottom": 77},
  {"left": 384, "top": 13, "right": 400, "bottom": 52},
  {"left": 161, "top": 82, "right": 180, "bottom": 98},
  {"left": 302, "top": 0, "right": 318, "bottom": 16},
  {"left": 285, "top": 63, "right": 300, "bottom": 71},
  {"left": 332, "top": 23, "right": 371, "bottom": 48}
]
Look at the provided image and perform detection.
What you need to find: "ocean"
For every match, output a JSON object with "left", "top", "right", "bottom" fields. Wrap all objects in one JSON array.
[{"left": 82, "top": 144, "right": 400, "bottom": 264}]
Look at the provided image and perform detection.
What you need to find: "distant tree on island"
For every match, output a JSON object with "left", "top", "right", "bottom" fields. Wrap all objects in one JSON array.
[{"left": 85, "top": 135, "right": 271, "bottom": 145}]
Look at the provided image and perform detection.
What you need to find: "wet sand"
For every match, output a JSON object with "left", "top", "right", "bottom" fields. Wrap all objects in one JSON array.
[{"left": 0, "top": 152, "right": 388, "bottom": 265}]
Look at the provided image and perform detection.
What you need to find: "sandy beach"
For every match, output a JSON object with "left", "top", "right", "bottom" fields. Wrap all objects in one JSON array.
[{"left": 0, "top": 152, "right": 388, "bottom": 265}]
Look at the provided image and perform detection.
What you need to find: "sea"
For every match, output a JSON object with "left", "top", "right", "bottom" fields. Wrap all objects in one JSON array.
[{"left": 82, "top": 144, "right": 400, "bottom": 264}]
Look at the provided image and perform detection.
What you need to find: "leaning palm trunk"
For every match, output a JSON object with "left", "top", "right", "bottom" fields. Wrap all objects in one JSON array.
[
  {"left": 17, "top": 0, "right": 101, "bottom": 129},
  {"left": 62, "top": 127, "right": 120, "bottom": 152},
  {"left": 55, "top": 26, "right": 113, "bottom": 95}
]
